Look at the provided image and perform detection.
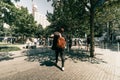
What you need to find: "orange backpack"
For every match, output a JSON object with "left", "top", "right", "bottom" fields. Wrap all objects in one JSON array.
[{"left": 57, "top": 36, "right": 66, "bottom": 49}]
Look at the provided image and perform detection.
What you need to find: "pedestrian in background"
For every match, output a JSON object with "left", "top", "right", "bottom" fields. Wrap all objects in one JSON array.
[
  {"left": 86, "top": 35, "right": 90, "bottom": 51},
  {"left": 74, "top": 39, "right": 77, "bottom": 46},
  {"left": 67, "top": 35, "right": 72, "bottom": 51}
]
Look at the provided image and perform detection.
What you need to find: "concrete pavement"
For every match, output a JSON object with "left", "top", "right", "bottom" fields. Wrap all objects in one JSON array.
[{"left": 0, "top": 46, "right": 120, "bottom": 80}]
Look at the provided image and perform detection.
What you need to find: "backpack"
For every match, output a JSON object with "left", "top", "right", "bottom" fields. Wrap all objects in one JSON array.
[{"left": 57, "top": 36, "right": 66, "bottom": 49}]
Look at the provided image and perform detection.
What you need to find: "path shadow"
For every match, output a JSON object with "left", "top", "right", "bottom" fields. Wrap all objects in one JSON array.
[
  {"left": 24, "top": 47, "right": 63, "bottom": 71},
  {"left": 66, "top": 49, "right": 107, "bottom": 64},
  {"left": 24, "top": 46, "right": 107, "bottom": 70},
  {"left": 24, "top": 47, "right": 56, "bottom": 66},
  {"left": 40, "top": 60, "right": 55, "bottom": 66},
  {"left": 40, "top": 60, "right": 62, "bottom": 71},
  {"left": 0, "top": 52, "right": 14, "bottom": 61}
]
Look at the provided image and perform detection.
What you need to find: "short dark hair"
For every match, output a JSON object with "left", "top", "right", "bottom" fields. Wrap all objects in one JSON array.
[{"left": 60, "top": 28, "right": 64, "bottom": 33}]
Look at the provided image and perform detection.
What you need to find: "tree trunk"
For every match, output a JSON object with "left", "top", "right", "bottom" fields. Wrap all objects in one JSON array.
[{"left": 90, "top": 0, "right": 95, "bottom": 57}]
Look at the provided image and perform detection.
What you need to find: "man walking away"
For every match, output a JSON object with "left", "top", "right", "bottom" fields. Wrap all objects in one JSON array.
[{"left": 52, "top": 28, "right": 66, "bottom": 71}]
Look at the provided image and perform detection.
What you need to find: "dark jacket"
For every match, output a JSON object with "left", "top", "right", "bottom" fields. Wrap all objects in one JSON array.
[{"left": 52, "top": 31, "right": 66, "bottom": 50}]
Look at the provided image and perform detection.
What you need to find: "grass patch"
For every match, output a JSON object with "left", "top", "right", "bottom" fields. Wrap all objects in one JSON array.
[{"left": 0, "top": 46, "right": 20, "bottom": 52}]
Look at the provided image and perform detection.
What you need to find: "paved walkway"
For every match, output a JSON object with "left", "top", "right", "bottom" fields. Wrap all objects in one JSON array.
[{"left": 0, "top": 45, "right": 120, "bottom": 80}]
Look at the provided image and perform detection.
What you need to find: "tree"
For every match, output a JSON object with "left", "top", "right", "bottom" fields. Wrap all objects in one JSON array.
[
  {"left": 47, "top": 0, "right": 120, "bottom": 57},
  {"left": 47, "top": 0, "right": 87, "bottom": 36},
  {"left": 0, "top": 0, "right": 40, "bottom": 39},
  {"left": 95, "top": 1, "right": 120, "bottom": 42},
  {"left": 76, "top": 0, "right": 120, "bottom": 57},
  {"left": 35, "top": 24, "right": 44, "bottom": 38}
]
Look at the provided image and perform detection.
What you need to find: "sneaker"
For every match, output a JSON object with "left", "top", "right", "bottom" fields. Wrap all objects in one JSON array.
[{"left": 62, "top": 67, "right": 64, "bottom": 71}]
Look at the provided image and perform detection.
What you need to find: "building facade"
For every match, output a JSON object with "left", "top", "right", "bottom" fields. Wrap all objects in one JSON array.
[{"left": 32, "top": 4, "right": 50, "bottom": 28}]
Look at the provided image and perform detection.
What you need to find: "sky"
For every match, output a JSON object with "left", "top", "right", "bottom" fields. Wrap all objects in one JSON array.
[{"left": 12, "top": 0, "right": 53, "bottom": 16}]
